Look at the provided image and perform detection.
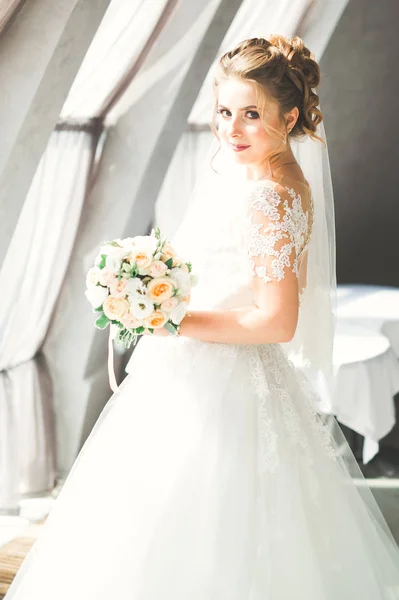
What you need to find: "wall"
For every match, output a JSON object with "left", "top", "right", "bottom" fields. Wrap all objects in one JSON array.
[{"left": 319, "top": 0, "right": 399, "bottom": 286}]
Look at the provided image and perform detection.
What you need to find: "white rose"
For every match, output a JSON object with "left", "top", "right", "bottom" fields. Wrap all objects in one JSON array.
[
  {"left": 169, "top": 267, "right": 190, "bottom": 296},
  {"left": 86, "top": 266, "right": 101, "bottom": 288},
  {"left": 129, "top": 296, "right": 154, "bottom": 319},
  {"left": 85, "top": 285, "right": 108, "bottom": 309},
  {"left": 132, "top": 235, "right": 158, "bottom": 254},
  {"left": 105, "top": 248, "right": 128, "bottom": 273},
  {"left": 119, "top": 237, "right": 137, "bottom": 248},
  {"left": 169, "top": 301, "right": 188, "bottom": 325},
  {"left": 99, "top": 243, "right": 116, "bottom": 256}
]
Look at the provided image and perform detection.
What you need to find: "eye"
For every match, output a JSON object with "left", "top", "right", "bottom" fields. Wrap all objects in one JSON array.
[
  {"left": 246, "top": 110, "right": 259, "bottom": 119},
  {"left": 216, "top": 108, "right": 231, "bottom": 117}
]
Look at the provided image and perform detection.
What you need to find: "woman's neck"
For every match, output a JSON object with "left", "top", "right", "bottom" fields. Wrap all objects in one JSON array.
[{"left": 246, "top": 147, "right": 296, "bottom": 182}]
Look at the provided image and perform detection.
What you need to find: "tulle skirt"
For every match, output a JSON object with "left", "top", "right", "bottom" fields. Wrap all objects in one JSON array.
[{"left": 5, "top": 335, "right": 399, "bottom": 599}]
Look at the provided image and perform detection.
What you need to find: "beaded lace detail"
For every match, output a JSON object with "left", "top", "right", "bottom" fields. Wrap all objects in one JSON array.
[
  {"left": 247, "top": 182, "right": 313, "bottom": 284},
  {"left": 243, "top": 342, "right": 339, "bottom": 478}
]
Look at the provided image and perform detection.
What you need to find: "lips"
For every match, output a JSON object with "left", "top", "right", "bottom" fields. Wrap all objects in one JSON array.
[{"left": 230, "top": 143, "right": 250, "bottom": 152}]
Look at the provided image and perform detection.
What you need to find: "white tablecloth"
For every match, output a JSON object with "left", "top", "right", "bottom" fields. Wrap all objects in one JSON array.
[
  {"left": 337, "top": 285, "right": 399, "bottom": 357},
  {"left": 333, "top": 285, "right": 399, "bottom": 463}
]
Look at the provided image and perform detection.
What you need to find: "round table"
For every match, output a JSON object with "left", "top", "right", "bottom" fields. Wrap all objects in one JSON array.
[{"left": 332, "top": 285, "right": 399, "bottom": 463}]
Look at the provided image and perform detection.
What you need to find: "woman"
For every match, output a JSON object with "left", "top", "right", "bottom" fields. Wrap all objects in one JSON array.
[{"left": 6, "top": 35, "right": 399, "bottom": 599}]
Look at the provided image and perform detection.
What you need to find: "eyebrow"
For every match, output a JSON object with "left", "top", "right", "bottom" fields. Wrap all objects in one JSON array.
[{"left": 217, "top": 104, "right": 258, "bottom": 110}]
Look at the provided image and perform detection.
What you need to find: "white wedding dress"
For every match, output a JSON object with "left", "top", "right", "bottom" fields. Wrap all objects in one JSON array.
[{"left": 6, "top": 174, "right": 399, "bottom": 599}]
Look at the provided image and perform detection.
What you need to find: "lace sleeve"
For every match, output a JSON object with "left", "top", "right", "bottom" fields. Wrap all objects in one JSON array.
[{"left": 247, "top": 182, "right": 311, "bottom": 284}]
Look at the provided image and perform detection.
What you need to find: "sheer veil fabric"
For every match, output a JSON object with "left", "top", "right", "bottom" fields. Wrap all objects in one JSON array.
[{"left": 5, "top": 124, "right": 399, "bottom": 599}]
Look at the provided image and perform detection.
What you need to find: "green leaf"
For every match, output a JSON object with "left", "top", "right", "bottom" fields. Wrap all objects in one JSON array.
[
  {"left": 94, "top": 305, "right": 104, "bottom": 312},
  {"left": 165, "top": 257, "right": 173, "bottom": 269},
  {"left": 135, "top": 326, "right": 145, "bottom": 334},
  {"left": 185, "top": 262, "right": 192, "bottom": 273},
  {"left": 97, "top": 253, "right": 107, "bottom": 269},
  {"left": 104, "top": 240, "right": 122, "bottom": 247},
  {"left": 164, "top": 321, "right": 178, "bottom": 335},
  {"left": 95, "top": 314, "right": 110, "bottom": 329},
  {"left": 148, "top": 328, "right": 154, "bottom": 334}
]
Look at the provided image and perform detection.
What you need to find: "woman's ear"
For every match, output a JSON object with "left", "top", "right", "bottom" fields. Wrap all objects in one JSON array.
[{"left": 285, "top": 106, "right": 299, "bottom": 131}]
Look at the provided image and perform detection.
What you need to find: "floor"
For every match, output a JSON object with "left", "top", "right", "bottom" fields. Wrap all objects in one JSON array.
[
  {"left": 0, "top": 481, "right": 64, "bottom": 548},
  {"left": 364, "top": 478, "right": 399, "bottom": 543}
]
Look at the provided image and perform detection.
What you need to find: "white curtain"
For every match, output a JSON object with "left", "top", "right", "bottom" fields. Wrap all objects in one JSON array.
[
  {"left": 155, "top": 0, "right": 349, "bottom": 236},
  {"left": 0, "top": 131, "right": 94, "bottom": 511},
  {"left": 0, "top": 0, "right": 112, "bottom": 512},
  {"left": 42, "top": 0, "right": 240, "bottom": 477},
  {"left": 155, "top": 128, "right": 215, "bottom": 239},
  {"left": 0, "top": 0, "right": 179, "bottom": 511},
  {"left": 0, "top": 0, "right": 77, "bottom": 178},
  {"left": 0, "top": 0, "right": 111, "bottom": 263},
  {"left": 60, "top": 0, "right": 173, "bottom": 119},
  {"left": 0, "top": 0, "right": 24, "bottom": 34}
]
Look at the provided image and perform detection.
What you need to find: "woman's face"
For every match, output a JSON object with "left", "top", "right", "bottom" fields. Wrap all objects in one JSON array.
[{"left": 216, "top": 78, "right": 285, "bottom": 171}]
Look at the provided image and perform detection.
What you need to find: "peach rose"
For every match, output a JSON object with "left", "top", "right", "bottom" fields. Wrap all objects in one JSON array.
[
  {"left": 103, "top": 296, "right": 130, "bottom": 321},
  {"left": 120, "top": 312, "right": 144, "bottom": 330},
  {"left": 144, "top": 310, "right": 167, "bottom": 329},
  {"left": 99, "top": 267, "right": 117, "bottom": 287},
  {"left": 148, "top": 260, "right": 168, "bottom": 278},
  {"left": 109, "top": 278, "right": 128, "bottom": 298},
  {"left": 160, "top": 296, "right": 179, "bottom": 313},
  {"left": 147, "top": 277, "right": 175, "bottom": 302},
  {"left": 130, "top": 249, "right": 153, "bottom": 272},
  {"left": 160, "top": 242, "right": 176, "bottom": 262}
]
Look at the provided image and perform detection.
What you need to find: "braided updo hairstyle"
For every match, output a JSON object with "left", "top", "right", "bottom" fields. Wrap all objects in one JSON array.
[{"left": 213, "top": 34, "right": 323, "bottom": 145}]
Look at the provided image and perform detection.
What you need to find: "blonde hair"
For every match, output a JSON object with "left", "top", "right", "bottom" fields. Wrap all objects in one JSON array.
[{"left": 211, "top": 34, "right": 324, "bottom": 169}]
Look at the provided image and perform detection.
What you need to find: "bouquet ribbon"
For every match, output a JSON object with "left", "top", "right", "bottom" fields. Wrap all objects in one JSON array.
[{"left": 108, "top": 328, "right": 119, "bottom": 394}]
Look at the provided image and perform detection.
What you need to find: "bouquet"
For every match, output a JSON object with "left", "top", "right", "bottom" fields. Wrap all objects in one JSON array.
[{"left": 85, "top": 227, "right": 195, "bottom": 349}]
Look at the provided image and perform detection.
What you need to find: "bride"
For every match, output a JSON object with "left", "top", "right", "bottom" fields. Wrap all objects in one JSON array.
[{"left": 6, "top": 35, "right": 399, "bottom": 599}]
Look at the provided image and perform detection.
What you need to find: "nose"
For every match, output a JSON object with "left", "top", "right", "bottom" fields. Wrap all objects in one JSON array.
[{"left": 226, "top": 114, "right": 242, "bottom": 138}]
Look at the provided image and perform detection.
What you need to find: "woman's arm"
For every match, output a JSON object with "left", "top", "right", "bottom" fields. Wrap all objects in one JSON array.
[
  {"left": 178, "top": 304, "right": 296, "bottom": 345},
  {"left": 178, "top": 268, "right": 299, "bottom": 345},
  {"left": 179, "top": 183, "right": 303, "bottom": 345}
]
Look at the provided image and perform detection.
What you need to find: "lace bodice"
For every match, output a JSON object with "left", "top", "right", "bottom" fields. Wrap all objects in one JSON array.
[
  {"left": 247, "top": 181, "right": 313, "bottom": 285},
  {"left": 171, "top": 175, "right": 313, "bottom": 311}
]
